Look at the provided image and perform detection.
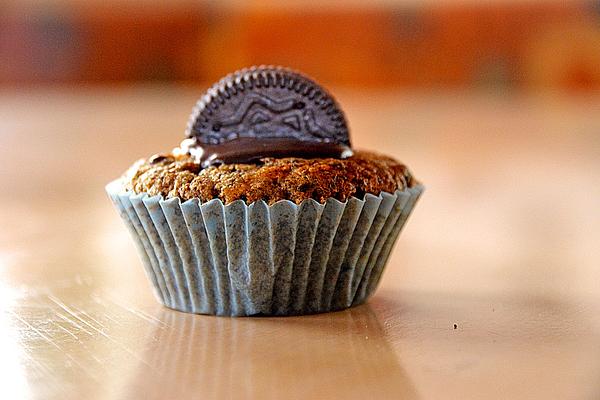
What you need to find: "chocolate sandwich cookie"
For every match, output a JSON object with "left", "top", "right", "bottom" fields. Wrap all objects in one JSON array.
[{"left": 184, "top": 66, "right": 352, "bottom": 167}]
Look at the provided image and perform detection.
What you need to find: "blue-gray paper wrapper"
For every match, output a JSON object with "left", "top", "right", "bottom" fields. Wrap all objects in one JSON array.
[{"left": 106, "top": 180, "right": 423, "bottom": 316}]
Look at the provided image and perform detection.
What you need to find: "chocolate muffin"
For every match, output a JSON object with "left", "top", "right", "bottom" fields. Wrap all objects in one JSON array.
[
  {"left": 124, "top": 151, "right": 415, "bottom": 205},
  {"left": 107, "top": 66, "right": 423, "bottom": 316}
]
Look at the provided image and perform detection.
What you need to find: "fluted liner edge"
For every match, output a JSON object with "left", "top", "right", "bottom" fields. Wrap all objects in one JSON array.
[{"left": 106, "top": 180, "right": 423, "bottom": 316}]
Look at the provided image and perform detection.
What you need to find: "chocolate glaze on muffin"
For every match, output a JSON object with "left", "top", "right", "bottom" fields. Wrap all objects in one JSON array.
[
  {"left": 185, "top": 66, "right": 352, "bottom": 167},
  {"left": 124, "top": 151, "right": 415, "bottom": 205}
]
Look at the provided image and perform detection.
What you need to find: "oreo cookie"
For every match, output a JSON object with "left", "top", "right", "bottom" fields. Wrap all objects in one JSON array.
[{"left": 185, "top": 66, "right": 352, "bottom": 167}]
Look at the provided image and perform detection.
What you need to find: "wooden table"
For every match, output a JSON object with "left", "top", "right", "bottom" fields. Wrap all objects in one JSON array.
[{"left": 1, "top": 87, "right": 599, "bottom": 399}]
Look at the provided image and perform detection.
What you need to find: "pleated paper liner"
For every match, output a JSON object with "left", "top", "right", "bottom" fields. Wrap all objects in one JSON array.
[{"left": 106, "top": 180, "right": 423, "bottom": 316}]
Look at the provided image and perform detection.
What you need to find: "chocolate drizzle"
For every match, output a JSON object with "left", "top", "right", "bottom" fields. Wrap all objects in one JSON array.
[{"left": 185, "top": 66, "right": 352, "bottom": 167}]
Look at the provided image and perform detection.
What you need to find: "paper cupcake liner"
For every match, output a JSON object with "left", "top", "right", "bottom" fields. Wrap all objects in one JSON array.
[{"left": 106, "top": 180, "right": 423, "bottom": 316}]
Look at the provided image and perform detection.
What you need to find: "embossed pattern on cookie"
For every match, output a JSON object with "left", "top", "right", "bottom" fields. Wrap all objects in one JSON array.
[{"left": 186, "top": 66, "right": 350, "bottom": 147}]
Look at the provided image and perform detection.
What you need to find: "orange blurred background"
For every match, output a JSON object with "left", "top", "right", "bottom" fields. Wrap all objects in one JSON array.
[{"left": 2, "top": 0, "right": 600, "bottom": 92}]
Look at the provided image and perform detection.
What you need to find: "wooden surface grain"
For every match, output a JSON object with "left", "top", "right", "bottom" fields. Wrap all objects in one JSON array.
[{"left": 0, "top": 87, "right": 599, "bottom": 399}]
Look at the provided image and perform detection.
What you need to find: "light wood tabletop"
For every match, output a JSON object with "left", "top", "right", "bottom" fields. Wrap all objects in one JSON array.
[{"left": 0, "top": 87, "right": 599, "bottom": 399}]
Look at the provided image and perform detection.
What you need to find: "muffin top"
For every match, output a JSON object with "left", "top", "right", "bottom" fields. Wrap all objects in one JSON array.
[
  {"left": 124, "top": 151, "right": 415, "bottom": 205},
  {"left": 120, "top": 65, "right": 418, "bottom": 204}
]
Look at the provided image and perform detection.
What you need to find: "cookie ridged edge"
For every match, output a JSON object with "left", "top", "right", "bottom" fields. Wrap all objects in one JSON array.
[{"left": 185, "top": 65, "right": 349, "bottom": 146}]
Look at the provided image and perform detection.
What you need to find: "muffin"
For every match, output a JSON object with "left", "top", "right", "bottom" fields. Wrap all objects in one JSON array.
[{"left": 106, "top": 66, "right": 423, "bottom": 316}]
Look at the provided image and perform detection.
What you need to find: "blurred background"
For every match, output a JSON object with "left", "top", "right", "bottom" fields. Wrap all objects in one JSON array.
[
  {"left": 2, "top": 0, "right": 600, "bottom": 91},
  {"left": 1, "top": 0, "right": 599, "bottom": 301},
  {"left": 1, "top": 0, "right": 598, "bottom": 296},
  {"left": 0, "top": 0, "right": 599, "bottom": 302}
]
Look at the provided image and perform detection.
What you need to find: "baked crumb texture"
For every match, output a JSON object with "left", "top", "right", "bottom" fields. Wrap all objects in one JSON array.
[{"left": 124, "top": 151, "right": 416, "bottom": 205}]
